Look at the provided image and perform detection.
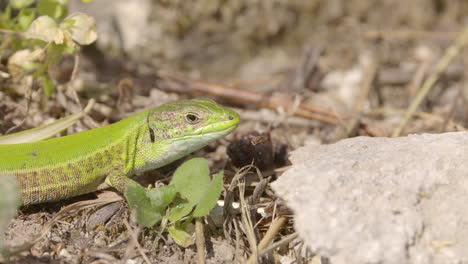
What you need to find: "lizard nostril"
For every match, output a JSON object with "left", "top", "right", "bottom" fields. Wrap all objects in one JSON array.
[{"left": 228, "top": 115, "right": 234, "bottom": 120}]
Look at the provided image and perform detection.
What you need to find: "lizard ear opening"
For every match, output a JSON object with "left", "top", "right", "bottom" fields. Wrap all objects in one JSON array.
[
  {"left": 148, "top": 127, "right": 155, "bottom": 143},
  {"left": 146, "top": 113, "right": 156, "bottom": 143}
]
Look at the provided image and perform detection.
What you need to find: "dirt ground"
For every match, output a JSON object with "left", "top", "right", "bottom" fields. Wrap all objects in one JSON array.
[{"left": 1, "top": 0, "right": 468, "bottom": 263}]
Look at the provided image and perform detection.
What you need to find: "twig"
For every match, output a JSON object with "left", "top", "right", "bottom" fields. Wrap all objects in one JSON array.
[
  {"left": 70, "top": 53, "right": 80, "bottom": 82},
  {"left": 259, "top": 232, "right": 299, "bottom": 256},
  {"left": 360, "top": 121, "right": 387, "bottom": 137},
  {"left": 364, "top": 29, "right": 457, "bottom": 40},
  {"left": 195, "top": 218, "right": 206, "bottom": 264},
  {"left": 257, "top": 216, "right": 287, "bottom": 251},
  {"left": 152, "top": 73, "right": 347, "bottom": 124},
  {"left": 0, "top": 29, "right": 24, "bottom": 36},
  {"left": 240, "top": 109, "right": 320, "bottom": 127},
  {"left": 392, "top": 26, "right": 468, "bottom": 137},
  {"left": 123, "top": 219, "right": 151, "bottom": 264},
  {"left": 67, "top": 53, "right": 82, "bottom": 106},
  {"left": 194, "top": 80, "right": 343, "bottom": 124}
]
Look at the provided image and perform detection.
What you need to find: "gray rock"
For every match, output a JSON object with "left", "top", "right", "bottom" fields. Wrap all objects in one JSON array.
[{"left": 272, "top": 132, "right": 468, "bottom": 264}]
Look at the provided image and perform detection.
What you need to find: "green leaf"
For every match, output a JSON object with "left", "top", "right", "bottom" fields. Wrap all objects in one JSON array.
[
  {"left": 60, "top": 18, "right": 75, "bottom": 31},
  {"left": 146, "top": 185, "right": 176, "bottom": 209},
  {"left": 17, "top": 8, "right": 36, "bottom": 31},
  {"left": 4, "top": 5, "right": 12, "bottom": 21},
  {"left": 171, "top": 157, "right": 224, "bottom": 218},
  {"left": 192, "top": 170, "right": 224, "bottom": 217},
  {"left": 37, "top": 0, "right": 67, "bottom": 20},
  {"left": 171, "top": 157, "right": 211, "bottom": 203},
  {"left": 63, "top": 43, "right": 76, "bottom": 53},
  {"left": 41, "top": 74, "right": 55, "bottom": 97},
  {"left": 10, "top": 0, "right": 35, "bottom": 9},
  {"left": 166, "top": 225, "right": 194, "bottom": 247},
  {"left": 124, "top": 183, "right": 162, "bottom": 228},
  {"left": 168, "top": 197, "right": 194, "bottom": 222}
]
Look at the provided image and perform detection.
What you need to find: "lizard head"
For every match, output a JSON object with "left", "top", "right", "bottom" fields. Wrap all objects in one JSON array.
[
  {"left": 135, "top": 98, "right": 240, "bottom": 171},
  {"left": 148, "top": 98, "right": 240, "bottom": 139}
]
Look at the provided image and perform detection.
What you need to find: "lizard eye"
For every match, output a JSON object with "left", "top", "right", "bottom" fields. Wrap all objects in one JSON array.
[{"left": 185, "top": 113, "right": 200, "bottom": 124}]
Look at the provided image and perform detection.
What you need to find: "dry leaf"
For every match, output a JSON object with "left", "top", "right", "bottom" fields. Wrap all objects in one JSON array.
[
  {"left": 63, "top": 12, "right": 98, "bottom": 45},
  {"left": 25, "top": 16, "right": 62, "bottom": 43}
]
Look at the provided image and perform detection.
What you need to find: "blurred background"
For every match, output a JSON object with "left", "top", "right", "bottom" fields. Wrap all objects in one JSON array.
[
  {"left": 2, "top": 0, "right": 467, "bottom": 142},
  {"left": 71, "top": 0, "right": 468, "bottom": 141}
]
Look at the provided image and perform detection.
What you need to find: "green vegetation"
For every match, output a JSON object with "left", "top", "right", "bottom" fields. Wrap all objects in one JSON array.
[
  {"left": 0, "top": 0, "right": 97, "bottom": 97},
  {"left": 125, "top": 157, "right": 224, "bottom": 246}
]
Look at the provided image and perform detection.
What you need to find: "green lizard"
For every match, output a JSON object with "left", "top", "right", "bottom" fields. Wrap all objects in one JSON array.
[{"left": 0, "top": 98, "right": 240, "bottom": 206}]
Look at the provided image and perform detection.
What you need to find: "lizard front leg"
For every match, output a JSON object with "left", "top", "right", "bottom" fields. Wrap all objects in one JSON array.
[{"left": 104, "top": 167, "right": 141, "bottom": 194}]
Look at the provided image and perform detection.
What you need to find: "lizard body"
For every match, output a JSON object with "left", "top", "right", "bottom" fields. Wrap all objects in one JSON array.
[{"left": 0, "top": 98, "right": 240, "bottom": 205}]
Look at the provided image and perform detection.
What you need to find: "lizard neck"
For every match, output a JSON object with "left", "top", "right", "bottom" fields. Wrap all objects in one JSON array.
[{"left": 131, "top": 124, "right": 226, "bottom": 173}]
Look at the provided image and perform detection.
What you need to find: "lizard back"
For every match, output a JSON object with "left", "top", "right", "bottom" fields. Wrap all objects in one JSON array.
[{"left": 0, "top": 111, "right": 147, "bottom": 205}]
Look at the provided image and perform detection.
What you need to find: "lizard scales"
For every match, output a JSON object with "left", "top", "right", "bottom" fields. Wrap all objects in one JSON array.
[{"left": 0, "top": 98, "right": 240, "bottom": 205}]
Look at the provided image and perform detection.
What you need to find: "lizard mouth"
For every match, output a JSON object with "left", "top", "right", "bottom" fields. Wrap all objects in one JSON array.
[
  {"left": 191, "top": 121, "right": 238, "bottom": 138},
  {"left": 191, "top": 109, "right": 240, "bottom": 137},
  {"left": 171, "top": 122, "right": 238, "bottom": 143}
]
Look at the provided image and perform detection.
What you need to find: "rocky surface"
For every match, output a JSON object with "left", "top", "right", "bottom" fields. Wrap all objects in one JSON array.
[{"left": 273, "top": 132, "right": 468, "bottom": 264}]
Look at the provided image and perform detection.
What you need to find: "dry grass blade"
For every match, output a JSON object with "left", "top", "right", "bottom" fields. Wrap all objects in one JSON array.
[
  {"left": 246, "top": 216, "right": 287, "bottom": 264},
  {"left": 259, "top": 232, "right": 299, "bottom": 256},
  {"left": 392, "top": 26, "right": 468, "bottom": 137},
  {"left": 233, "top": 220, "right": 243, "bottom": 263},
  {"left": 223, "top": 164, "right": 257, "bottom": 220},
  {"left": 239, "top": 182, "right": 258, "bottom": 263},
  {"left": 0, "top": 99, "right": 95, "bottom": 144}
]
